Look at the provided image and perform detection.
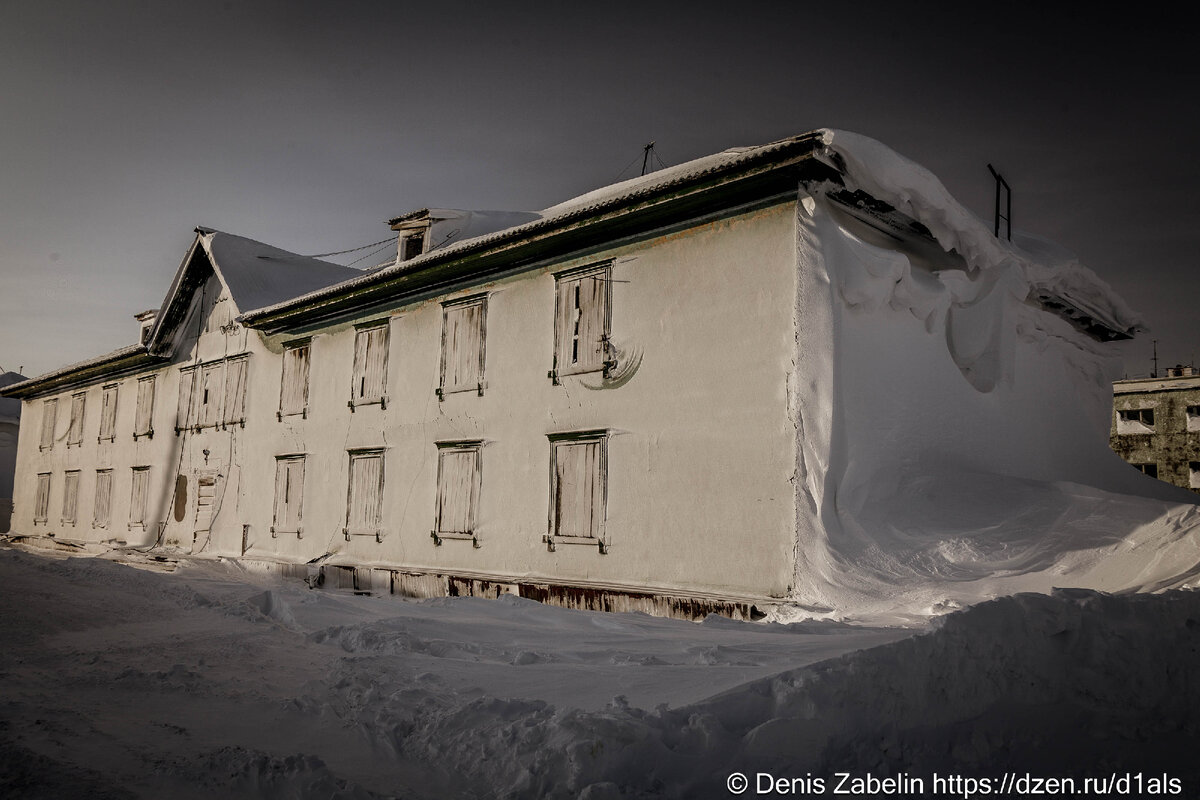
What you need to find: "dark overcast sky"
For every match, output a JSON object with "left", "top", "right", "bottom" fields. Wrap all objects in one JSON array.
[{"left": 2, "top": 2, "right": 1196, "bottom": 379}]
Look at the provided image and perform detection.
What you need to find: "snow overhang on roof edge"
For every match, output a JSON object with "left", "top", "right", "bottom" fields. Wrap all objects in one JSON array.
[{"left": 0, "top": 345, "right": 163, "bottom": 400}]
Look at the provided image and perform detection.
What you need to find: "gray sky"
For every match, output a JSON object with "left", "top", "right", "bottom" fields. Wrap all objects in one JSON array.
[{"left": 2, "top": 2, "right": 1196, "bottom": 379}]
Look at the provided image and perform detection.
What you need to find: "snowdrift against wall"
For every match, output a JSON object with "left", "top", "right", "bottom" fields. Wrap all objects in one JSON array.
[{"left": 789, "top": 131, "right": 1200, "bottom": 622}]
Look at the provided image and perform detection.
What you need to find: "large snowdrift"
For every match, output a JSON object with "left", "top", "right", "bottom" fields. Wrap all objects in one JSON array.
[
  {"left": 2, "top": 549, "right": 1197, "bottom": 798},
  {"left": 788, "top": 131, "right": 1200, "bottom": 623}
]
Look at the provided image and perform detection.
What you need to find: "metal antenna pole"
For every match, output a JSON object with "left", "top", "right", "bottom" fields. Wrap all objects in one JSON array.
[{"left": 641, "top": 142, "right": 655, "bottom": 177}]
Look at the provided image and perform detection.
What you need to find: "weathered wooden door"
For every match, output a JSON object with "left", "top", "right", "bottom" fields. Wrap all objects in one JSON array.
[{"left": 191, "top": 475, "right": 217, "bottom": 551}]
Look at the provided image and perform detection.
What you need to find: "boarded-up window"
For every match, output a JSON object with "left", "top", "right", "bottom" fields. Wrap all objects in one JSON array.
[
  {"left": 223, "top": 357, "right": 248, "bottom": 425},
  {"left": 553, "top": 264, "right": 611, "bottom": 379},
  {"left": 134, "top": 376, "right": 155, "bottom": 438},
  {"left": 94, "top": 470, "right": 113, "bottom": 528},
  {"left": 177, "top": 367, "right": 196, "bottom": 432},
  {"left": 130, "top": 467, "right": 151, "bottom": 527},
  {"left": 548, "top": 432, "right": 607, "bottom": 540},
  {"left": 62, "top": 471, "right": 80, "bottom": 524},
  {"left": 40, "top": 399, "right": 57, "bottom": 450},
  {"left": 67, "top": 393, "right": 86, "bottom": 446},
  {"left": 99, "top": 384, "right": 118, "bottom": 441},
  {"left": 198, "top": 363, "right": 224, "bottom": 427},
  {"left": 439, "top": 297, "right": 487, "bottom": 398},
  {"left": 346, "top": 450, "right": 384, "bottom": 536},
  {"left": 272, "top": 455, "right": 306, "bottom": 535},
  {"left": 351, "top": 323, "right": 388, "bottom": 406},
  {"left": 279, "top": 342, "right": 310, "bottom": 417},
  {"left": 435, "top": 442, "right": 482, "bottom": 535},
  {"left": 34, "top": 473, "right": 51, "bottom": 523}
]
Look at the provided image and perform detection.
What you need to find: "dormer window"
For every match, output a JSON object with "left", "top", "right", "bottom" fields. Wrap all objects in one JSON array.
[{"left": 401, "top": 230, "right": 425, "bottom": 261}]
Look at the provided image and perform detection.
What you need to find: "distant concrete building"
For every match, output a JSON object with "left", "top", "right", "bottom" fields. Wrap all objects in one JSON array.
[
  {"left": 0, "top": 370, "right": 26, "bottom": 532},
  {"left": 1111, "top": 367, "right": 1200, "bottom": 494}
]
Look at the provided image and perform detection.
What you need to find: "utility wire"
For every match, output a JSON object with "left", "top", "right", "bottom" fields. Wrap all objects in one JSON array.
[{"left": 303, "top": 236, "right": 395, "bottom": 259}]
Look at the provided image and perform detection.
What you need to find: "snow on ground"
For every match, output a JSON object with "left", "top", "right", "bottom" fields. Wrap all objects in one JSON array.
[{"left": 2, "top": 545, "right": 1199, "bottom": 799}]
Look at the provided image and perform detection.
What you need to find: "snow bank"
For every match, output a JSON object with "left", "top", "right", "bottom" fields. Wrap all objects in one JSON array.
[{"left": 788, "top": 131, "right": 1200, "bottom": 623}]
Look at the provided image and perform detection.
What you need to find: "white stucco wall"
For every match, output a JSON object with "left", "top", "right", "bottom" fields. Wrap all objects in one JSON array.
[{"left": 11, "top": 201, "right": 804, "bottom": 602}]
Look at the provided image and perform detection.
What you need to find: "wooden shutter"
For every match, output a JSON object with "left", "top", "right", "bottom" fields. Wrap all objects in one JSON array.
[
  {"left": 130, "top": 467, "right": 150, "bottom": 526},
  {"left": 280, "top": 344, "right": 310, "bottom": 416},
  {"left": 441, "top": 300, "right": 485, "bottom": 394},
  {"left": 40, "top": 399, "right": 56, "bottom": 449},
  {"left": 553, "top": 265, "right": 610, "bottom": 377},
  {"left": 94, "top": 471, "right": 113, "bottom": 528},
  {"left": 99, "top": 385, "right": 118, "bottom": 441},
  {"left": 34, "top": 473, "right": 50, "bottom": 522},
  {"left": 134, "top": 377, "right": 155, "bottom": 436},
  {"left": 436, "top": 445, "right": 480, "bottom": 534},
  {"left": 223, "top": 357, "right": 248, "bottom": 424},
  {"left": 273, "top": 457, "right": 305, "bottom": 533},
  {"left": 62, "top": 471, "right": 79, "bottom": 524},
  {"left": 347, "top": 451, "right": 383, "bottom": 532},
  {"left": 177, "top": 368, "right": 196, "bottom": 431},
  {"left": 551, "top": 436, "right": 606, "bottom": 539},
  {"left": 199, "top": 363, "right": 224, "bottom": 427},
  {"left": 67, "top": 394, "right": 85, "bottom": 445},
  {"left": 352, "top": 324, "right": 388, "bottom": 405}
]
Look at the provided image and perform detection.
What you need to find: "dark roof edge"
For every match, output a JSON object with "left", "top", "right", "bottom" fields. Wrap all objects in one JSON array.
[
  {"left": 0, "top": 345, "right": 166, "bottom": 400},
  {"left": 244, "top": 132, "right": 829, "bottom": 331}
]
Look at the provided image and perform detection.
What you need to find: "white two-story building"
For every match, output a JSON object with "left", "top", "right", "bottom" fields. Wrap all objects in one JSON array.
[{"left": 4, "top": 130, "right": 1159, "bottom": 618}]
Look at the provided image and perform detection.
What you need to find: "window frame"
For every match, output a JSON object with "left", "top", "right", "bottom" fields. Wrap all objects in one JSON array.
[
  {"left": 129, "top": 466, "right": 151, "bottom": 529},
  {"left": 350, "top": 320, "right": 390, "bottom": 410},
  {"left": 93, "top": 469, "right": 113, "bottom": 529},
  {"left": 344, "top": 448, "right": 385, "bottom": 541},
  {"left": 278, "top": 339, "right": 311, "bottom": 419},
  {"left": 134, "top": 375, "right": 156, "bottom": 439},
  {"left": 67, "top": 392, "right": 86, "bottom": 447},
  {"left": 544, "top": 429, "right": 609, "bottom": 553},
  {"left": 39, "top": 398, "right": 57, "bottom": 451},
  {"left": 34, "top": 473, "right": 51, "bottom": 524},
  {"left": 271, "top": 454, "right": 306, "bottom": 538},
  {"left": 222, "top": 355, "right": 249, "bottom": 427},
  {"left": 437, "top": 295, "right": 488, "bottom": 400},
  {"left": 431, "top": 440, "right": 483, "bottom": 546},
  {"left": 61, "top": 470, "right": 80, "bottom": 525},
  {"left": 550, "top": 262, "right": 613, "bottom": 383},
  {"left": 98, "top": 384, "right": 119, "bottom": 442}
]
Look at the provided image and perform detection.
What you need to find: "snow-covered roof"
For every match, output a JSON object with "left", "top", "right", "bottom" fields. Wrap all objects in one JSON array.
[
  {"left": 200, "top": 229, "right": 364, "bottom": 314},
  {"left": 0, "top": 345, "right": 156, "bottom": 399}
]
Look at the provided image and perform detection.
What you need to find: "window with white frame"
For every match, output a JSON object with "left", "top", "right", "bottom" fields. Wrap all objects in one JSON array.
[
  {"left": 552, "top": 263, "right": 612, "bottom": 381},
  {"left": 177, "top": 366, "right": 196, "bottom": 432},
  {"left": 223, "top": 356, "right": 248, "bottom": 426},
  {"left": 1188, "top": 405, "right": 1200, "bottom": 433},
  {"left": 1117, "top": 407, "right": 1155, "bottom": 434},
  {"left": 39, "top": 398, "right": 57, "bottom": 450},
  {"left": 62, "top": 471, "right": 80, "bottom": 525},
  {"left": 67, "top": 393, "right": 86, "bottom": 446},
  {"left": 351, "top": 322, "right": 389, "bottom": 408},
  {"left": 432, "top": 441, "right": 482, "bottom": 544},
  {"left": 134, "top": 376, "right": 156, "bottom": 438},
  {"left": 94, "top": 470, "right": 113, "bottom": 529},
  {"left": 546, "top": 431, "right": 608, "bottom": 550},
  {"left": 438, "top": 297, "right": 487, "bottom": 399},
  {"left": 197, "top": 362, "right": 224, "bottom": 427},
  {"left": 345, "top": 449, "right": 384, "bottom": 539},
  {"left": 272, "top": 455, "right": 306, "bottom": 537},
  {"left": 34, "top": 473, "right": 51, "bottom": 524},
  {"left": 129, "top": 467, "right": 151, "bottom": 528},
  {"left": 279, "top": 341, "right": 310, "bottom": 418}
]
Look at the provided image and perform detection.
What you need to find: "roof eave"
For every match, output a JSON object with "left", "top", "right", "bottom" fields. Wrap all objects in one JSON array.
[
  {"left": 246, "top": 136, "right": 835, "bottom": 333},
  {"left": 0, "top": 346, "right": 166, "bottom": 400}
]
